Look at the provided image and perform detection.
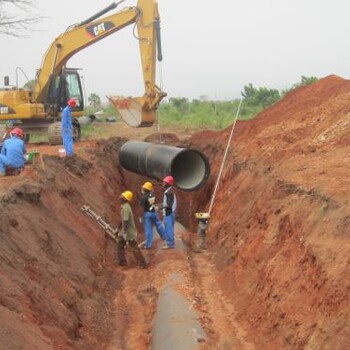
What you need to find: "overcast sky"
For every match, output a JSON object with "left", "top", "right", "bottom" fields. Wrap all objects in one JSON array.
[{"left": 2, "top": 0, "right": 350, "bottom": 102}]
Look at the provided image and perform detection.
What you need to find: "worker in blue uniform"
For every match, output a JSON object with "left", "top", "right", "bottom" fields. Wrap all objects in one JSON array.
[
  {"left": 61, "top": 98, "right": 76, "bottom": 157},
  {"left": 140, "top": 181, "right": 165, "bottom": 249},
  {"left": 0, "top": 127, "right": 26, "bottom": 176}
]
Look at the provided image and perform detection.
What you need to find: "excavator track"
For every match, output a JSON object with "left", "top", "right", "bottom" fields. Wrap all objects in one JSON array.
[{"left": 48, "top": 122, "right": 63, "bottom": 145}]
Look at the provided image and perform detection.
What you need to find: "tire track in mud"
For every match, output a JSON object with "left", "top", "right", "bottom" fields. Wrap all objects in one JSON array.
[{"left": 189, "top": 250, "right": 255, "bottom": 350}]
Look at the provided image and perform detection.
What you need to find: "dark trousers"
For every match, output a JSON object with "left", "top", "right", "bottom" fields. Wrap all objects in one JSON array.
[{"left": 117, "top": 237, "right": 147, "bottom": 266}]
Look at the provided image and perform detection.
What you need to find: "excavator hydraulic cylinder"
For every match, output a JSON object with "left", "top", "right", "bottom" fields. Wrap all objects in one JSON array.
[
  {"left": 155, "top": 19, "right": 163, "bottom": 62},
  {"left": 119, "top": 140, "right": 210, "bottom": 191}
]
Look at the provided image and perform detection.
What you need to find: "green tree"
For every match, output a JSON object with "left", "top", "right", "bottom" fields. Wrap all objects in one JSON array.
[
  {"left": 169, "top": 97, "right": 189, "bottom": 113},
  {"left": 88, "top": 93, "right": 101, "bottom": 108},
  {"left": 241, "top": 83, "right": 280, "bottom": 108},
  {"left": 282, "top": 76, "right": 319, "bottom": 95}
]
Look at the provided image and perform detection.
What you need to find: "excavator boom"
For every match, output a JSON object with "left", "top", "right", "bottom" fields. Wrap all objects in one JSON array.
[
  {"left": 0, "top": 0, "right": 166, "bottom": 137},
  {"left": 35, "top": 0, "right": 166, "bottom": 127}
]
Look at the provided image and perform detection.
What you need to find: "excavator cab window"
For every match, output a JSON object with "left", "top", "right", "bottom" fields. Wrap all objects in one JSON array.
[
  {"left": 46, "top": 69, "right": 84, "bottom": 116},
  {"left": 65, "top": 71, "right": 84, "bottom": 110}
]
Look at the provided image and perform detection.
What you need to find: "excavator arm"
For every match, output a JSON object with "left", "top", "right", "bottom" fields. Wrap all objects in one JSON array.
[{"left": 34, "top": 0, "right": 166, "bottom": 127}]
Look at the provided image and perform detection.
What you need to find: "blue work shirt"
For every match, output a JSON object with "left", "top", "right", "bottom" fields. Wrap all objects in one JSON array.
[
  {"left": 1, "top": 136, "right": 26, "bottom": 168},
  {"left": 62, "top": 105, "right": 73, "bottom": 130}
]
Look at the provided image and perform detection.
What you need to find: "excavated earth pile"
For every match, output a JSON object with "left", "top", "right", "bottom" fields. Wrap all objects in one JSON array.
[
  {"left": 180, "top": 75, "right": 350, "bottom": 349},
  {"left": 0, "top": 74, "right": 349, "bottom": 350},
  {"left": 0, "top": 138, "right": 132, "bottom": 349}
]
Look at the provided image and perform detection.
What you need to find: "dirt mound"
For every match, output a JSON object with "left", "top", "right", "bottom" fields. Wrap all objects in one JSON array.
[
  {"left": 180, "top": 75, "right": 350, "bottom": 349},
  {"left": 144, "top": 132, "right": 180, "bottom": 144}
]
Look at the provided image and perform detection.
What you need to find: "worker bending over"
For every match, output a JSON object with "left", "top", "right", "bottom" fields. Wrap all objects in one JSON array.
[
  {"left": 161, "top": 175, "right": 177, "bottom": 250},
  {"left": 140, "top": 181, "right": 165, "bottom": 249},
  {"left": 0, "top": 127, "right": 26, "bottom": 176},
  {"left": 117, "top": 190, "right": 148, "bottom": 269}
]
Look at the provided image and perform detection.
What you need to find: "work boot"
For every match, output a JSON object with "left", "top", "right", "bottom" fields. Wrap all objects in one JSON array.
[
  {"left": 138, "top": 262, "right": 148, "bottom": 269},
  {"left": 162, "top": 245, "right": 174, "bottom": 250}
]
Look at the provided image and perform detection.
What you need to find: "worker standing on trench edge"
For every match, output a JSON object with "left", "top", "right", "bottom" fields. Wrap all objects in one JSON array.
[
  {"left": 61, "top": 98, "right": 76, "bottom": 157},
  {"left": 140, "top": 181, "right": 165, "bottom": 249},
  {"left": 117, "top": 190, "right": 148, "bottom": 269},
  {"left": 0, "top": 127, "right": 26, "bottom": 176},
  {"left": 160, "top": 175, "right": 177, "bottom": 250}
]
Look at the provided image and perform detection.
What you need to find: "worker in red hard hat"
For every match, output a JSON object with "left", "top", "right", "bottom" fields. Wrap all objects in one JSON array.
[
  {"left": 0, "top": 127, "right": 26, "bottom": 176},
  {"left": 161, "top": 175, "right": 177, "bottom": 249},
  {"left": 61, "top": 98, "right": 77, "bottom": 157}
]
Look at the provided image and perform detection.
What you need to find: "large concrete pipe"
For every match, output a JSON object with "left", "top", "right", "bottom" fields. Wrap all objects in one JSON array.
[{"left": 119, "top": 140, "right": 210, "bottom": 191}]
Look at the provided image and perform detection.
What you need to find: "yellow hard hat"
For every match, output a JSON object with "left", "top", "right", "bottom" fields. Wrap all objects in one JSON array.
[
  {"left": 121, "top": 190, "right": 133, "bottom": 201},
  {"left": 195, "top": 212, "right": 210, "bottom": 219},
  {"left": 142, "top": 181, "right": 153, "bottom": 191}
]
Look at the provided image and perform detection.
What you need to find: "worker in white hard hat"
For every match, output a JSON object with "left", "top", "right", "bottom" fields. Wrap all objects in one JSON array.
[
  {"left": 140, "top": 181, "right": 165, "bottom": 249},
  {"left": 117, "top": 190, "right": 148, "bottom": 268}
]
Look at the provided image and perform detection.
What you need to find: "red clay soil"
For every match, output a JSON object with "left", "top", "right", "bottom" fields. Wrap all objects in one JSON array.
[
  {"left": 0, "top": 74, "right": 349, "bottom": 349},
  {"left": 180, "top": 74, "right": 350, "bottom": 349}
]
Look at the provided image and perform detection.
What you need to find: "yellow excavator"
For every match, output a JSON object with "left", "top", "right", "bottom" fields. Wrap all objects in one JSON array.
[{"left": 0, "top": 0, "right": 166, "bottom": 144}]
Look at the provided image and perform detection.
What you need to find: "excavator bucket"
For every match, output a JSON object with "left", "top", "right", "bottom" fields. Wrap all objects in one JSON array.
[{"left": 108, "top": 96, "right": 156, "bottom": 127}]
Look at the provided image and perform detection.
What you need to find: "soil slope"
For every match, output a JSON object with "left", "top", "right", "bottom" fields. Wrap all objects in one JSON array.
[
  {"left": 0, "top": 74, "right": 349, "bottom": 349},
  {"left": 182, "top": 74, "right": 350, "bottom": 349}
]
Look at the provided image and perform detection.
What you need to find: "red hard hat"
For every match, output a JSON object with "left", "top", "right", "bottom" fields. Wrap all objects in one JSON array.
[
  {"left": 68, "top": 98, "right": 77, "bottom": 107},
  {"left": 162, "top": 175, "right": 174, "bottom": 185},
  {"left": 11, "top": 127, "right": 23, "bottom": 137}
]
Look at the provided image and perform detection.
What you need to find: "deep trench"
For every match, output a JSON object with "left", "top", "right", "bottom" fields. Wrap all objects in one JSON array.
[{"left": 0, "top": 137, "right": 211, "bottom": 350}]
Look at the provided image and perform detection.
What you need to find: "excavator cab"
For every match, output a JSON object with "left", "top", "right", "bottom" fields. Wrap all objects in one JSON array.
[{"left": 45, "top": 68, "right": 84, "bottom": 117}]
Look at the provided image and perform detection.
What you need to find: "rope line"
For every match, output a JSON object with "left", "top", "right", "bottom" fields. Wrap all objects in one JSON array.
[{"left": 208, "top": 98, "right": 243, "bottom": 215}]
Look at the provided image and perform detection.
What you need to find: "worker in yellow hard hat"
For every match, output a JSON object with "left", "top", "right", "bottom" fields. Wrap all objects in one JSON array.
[
  {"left": 195, "top": 212, "right": 210, "bottom": 251},
  {"left": 140, "top": 181, "right": 165, "bottom": 249},
  {"left": 117, "top": 190, "right": 148, "bottom": 268}
]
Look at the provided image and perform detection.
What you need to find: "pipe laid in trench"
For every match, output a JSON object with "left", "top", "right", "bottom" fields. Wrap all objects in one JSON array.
[
  {"left": 151, "top": 223, "right": 206, "bottom": 349},
  {"left": 119, "top": 140, "right": 210, "bottom": 191}
]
